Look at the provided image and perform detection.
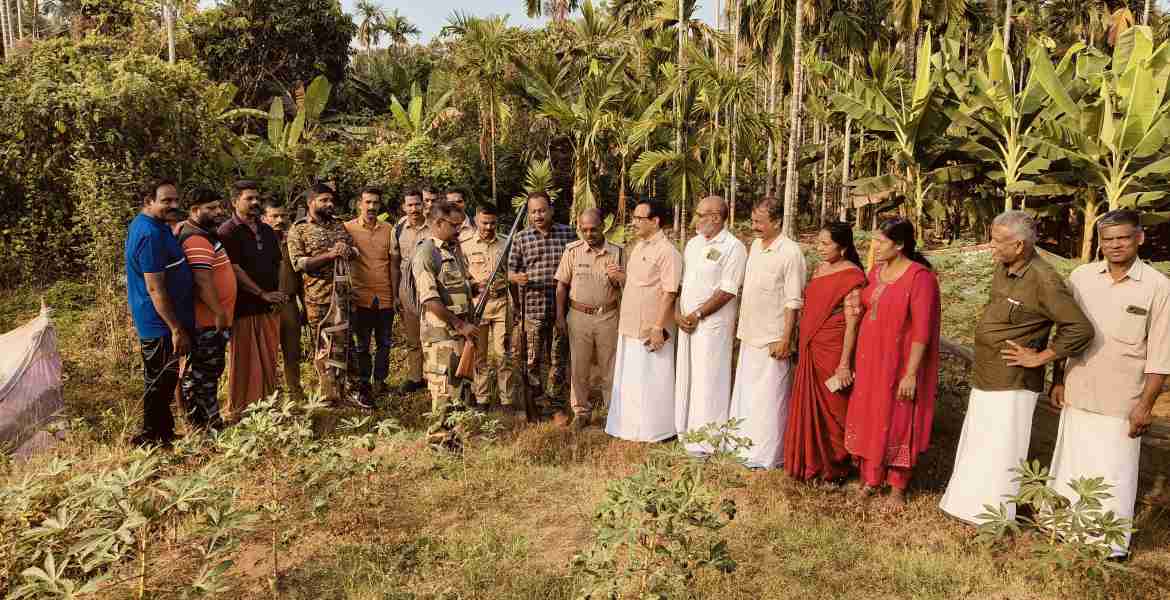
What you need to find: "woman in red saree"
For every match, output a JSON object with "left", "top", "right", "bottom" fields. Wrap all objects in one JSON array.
[
  {"left": 784, "top": 223, "right": 866, "bottom": 482},
  {"left": 844, "top": 218, "right": 941, "bottom": 509}
]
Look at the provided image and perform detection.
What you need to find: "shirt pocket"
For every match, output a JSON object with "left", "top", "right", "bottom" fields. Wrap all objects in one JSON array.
[{"left": 1112, "top": 297, "right": 1151, "bottom": 346}]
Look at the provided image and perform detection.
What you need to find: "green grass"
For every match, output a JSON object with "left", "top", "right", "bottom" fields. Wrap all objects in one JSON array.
[{"left": 3, "top": 254, "right": 1170, "bottom": 599}]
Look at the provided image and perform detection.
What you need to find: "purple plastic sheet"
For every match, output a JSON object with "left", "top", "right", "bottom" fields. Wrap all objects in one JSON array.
[{"left": 0, "top": 307, "right": 65, "bottom": 454}]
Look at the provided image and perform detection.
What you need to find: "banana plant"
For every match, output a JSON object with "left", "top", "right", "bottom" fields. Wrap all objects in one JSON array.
[
  {"left": 265, "top": 75, "right": 332, "bottom": 154},
  {"left": 388, "top": 81, "right": 457, "bottom": 139}
]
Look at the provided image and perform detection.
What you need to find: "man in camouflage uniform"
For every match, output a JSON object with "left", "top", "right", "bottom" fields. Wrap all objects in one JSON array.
[
  {"left": 287, "top": 183, "right": 371, "bottom": 409},
  {"left": 414, "top": 199, "right": 479, "bottom": 446},
  {"left": 461, "top": 204, "right": 514, "bottom": 410}
]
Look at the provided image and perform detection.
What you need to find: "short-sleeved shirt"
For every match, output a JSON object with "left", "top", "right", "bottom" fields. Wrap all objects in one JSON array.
[
  {"left": 973, "top": 254, "right": 1095, "bottom": 393},
  {"left": 679, "top": 228, "right": 748, "bottom": 328},
  {"left": 457, "top": 216, "right": 476, "bottom": 245},
  {"left": 555, "top": 240, "right": 624, "bottom": 308},
  {"left": 390, "top": 216, "right": 430, "bottom": 260},
  {"left": 217, "top": 215, "right": 281, "bottom": 317},
  {"left": 618, "top": 230, "right": 683, "bottom": 339},
  {"left": 413, "top": 237, "right": 474, "bottom": 344},
  {"left": 344, "top": 217, "right": 394, "bottom": 309},
  {"left": 178, "top": 222, "right": 238, "bottom": 329},
  {"left": 287, "top": 217, "right": 355, "bottom": 306},
  {"left": 125, "top": 213, "right": 195, "bottom": 339},
  {"left": 1064, "top": 259, "right": 1170, "bottom": 418},
  {"left": 462, "top": 234, "right": 509, "bottom": 320},
  {"left": 737, "top": 234, "right": 807, "bottom": 348},
  {"left": 507, "top": 223, "right": 578, "bottom": 321}
]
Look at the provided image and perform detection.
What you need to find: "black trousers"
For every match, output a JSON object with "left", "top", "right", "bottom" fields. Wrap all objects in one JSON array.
[
  {"left": 139, "top": 336, "right": 181, "bottom": 443},
  {"left": 352, "top": 303, "right": 394, "bottom": 384}
]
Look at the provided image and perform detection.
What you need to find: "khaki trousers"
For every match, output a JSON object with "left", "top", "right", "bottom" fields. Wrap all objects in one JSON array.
[
  {"left": 472, "top": 298, "right": 514, "bottom": 405},
  {"left": 567, "top": 308, "right": 618, "bottom": 417},
  {"left": 278, "top": 300, "right": 303, "bottom": 399},
  {"left": 401, "top": 307, "right": 425, "bottom": 384}
]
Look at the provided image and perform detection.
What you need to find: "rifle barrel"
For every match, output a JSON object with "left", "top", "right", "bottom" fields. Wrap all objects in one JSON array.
[{"left": 470, "top": 206, "right": 528, "bottom": 321}]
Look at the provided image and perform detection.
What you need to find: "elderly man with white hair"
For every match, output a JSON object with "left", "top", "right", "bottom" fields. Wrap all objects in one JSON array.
[
  {"left": 674, "top": 195, "right": 747, "bottom": 455},
  {"left": 940, "top": 210, "right": 1094, "bottom": 525}
]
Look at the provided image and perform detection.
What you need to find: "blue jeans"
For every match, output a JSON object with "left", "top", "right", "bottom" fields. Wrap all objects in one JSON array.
[{"left": 352, "top": 303, "right": 394, "bottom": 384}]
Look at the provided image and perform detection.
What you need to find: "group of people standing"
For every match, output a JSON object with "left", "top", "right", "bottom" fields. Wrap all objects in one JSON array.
[{"left": 125, "top": 178, "right": 1166, "bottom": 558}]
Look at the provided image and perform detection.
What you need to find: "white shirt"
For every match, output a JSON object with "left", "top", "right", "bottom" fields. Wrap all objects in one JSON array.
[
  {"left": 679, "top": 228, "right": 748, "bottom": 327},
  {"left": 736, "top": 234, "right": 807, "bottom": 348}
]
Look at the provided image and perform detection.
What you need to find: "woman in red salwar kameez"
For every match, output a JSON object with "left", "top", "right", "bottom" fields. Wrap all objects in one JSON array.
[
  {"left": 784, "top": 223, "right": 866, "bottom": 482},
  {"left": 845, "top": 218, "right": 941, "bottom": 509}
]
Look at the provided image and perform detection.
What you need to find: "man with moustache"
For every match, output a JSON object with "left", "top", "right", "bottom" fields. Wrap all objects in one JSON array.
[
  {"left": 288, "top": 183, "right": 369, "bottom": 408},
  {"left": 345, "top": 187, "right": 396, "bottom": 399},
  {"left": 940, "top": 210, "right": 1093, "bottom": 525},
  {"left": 125, "top": 178, "right": 195, "bottom": 447},
  {"left": 261, "top": 197, "right": 305, "bottom": 401},
  {"left": 218, "top": 180, "right": 286, "bottom": 420},
  {"left": 675, "top": 196, "right": 747, "bottom": 456},
  {"left": 507, "top": 192, "right": 578, "bottom": 416},
  {"left": 1048, "top": 209, "right": 1169, "bottom": 559},
  {"left": 391, "top": 189, "right": 430, "bottom": 393},
  {"left": 445, "top": 187, "right": 477, "bottom": 244},
  {"left": 606, "top": 200, "right": 683, "bottom": 442},
  {"left": 421, "top": 186, "right": 440, "bottom": 219},
  {"left": 554, "top": 208, "right": 624, "bottom": 430},
  {"left": 176, "top": 187, "right": 236, "bottom": 431},
  {"left": 461, "top": 204, "right": 515, "bottom": 410}
]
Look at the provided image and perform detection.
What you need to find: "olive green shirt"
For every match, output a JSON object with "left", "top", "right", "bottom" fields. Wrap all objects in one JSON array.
[{"left": 972, "top": 253, "right": 1094, "bottom": 393}]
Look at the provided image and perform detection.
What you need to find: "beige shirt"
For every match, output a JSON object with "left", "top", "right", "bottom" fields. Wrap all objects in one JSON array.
[
  {"left": 555, "top": 240, "right": 624, "bottom": 308},
  {"left": 618, "top": 230, "right": 683, "bottom": 339},
  {"left": 1064, "top": 259, "right": 1170, "bottom": 418},
  {"left": 461, "top": 234, "right": 509, "bottom": 320},
  {"left": 344, "top": 218, "right": 394, "bottom": 309},
  {"left": 391, "top": 216, "right": 430, "bottom": 260},
  {"left": 737, "top": 234, "right": 807, "bottom": 348},
  {"left": 457, "top": 216, "right": 476, "bottom": 245}
]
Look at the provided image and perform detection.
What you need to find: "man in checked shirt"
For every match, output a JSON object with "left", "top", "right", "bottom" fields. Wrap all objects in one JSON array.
[{"left": 508, "top": 192, "right": 578, "bottom": 416}]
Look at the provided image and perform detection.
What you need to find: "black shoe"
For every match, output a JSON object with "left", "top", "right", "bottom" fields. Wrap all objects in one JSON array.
[{"left": 398, "top": 379, "right": 426, "bottom": 394}]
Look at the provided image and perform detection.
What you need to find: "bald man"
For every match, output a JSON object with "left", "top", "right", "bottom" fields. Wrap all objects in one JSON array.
[
  {"left": 674, "top": 196, "right": 747, "bottom": 455},
  {"left": 555, "top": 209, "right": 625, "bottom": 430}
]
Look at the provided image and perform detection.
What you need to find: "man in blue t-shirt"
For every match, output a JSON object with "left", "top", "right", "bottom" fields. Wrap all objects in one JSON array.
[{"left": 125, "top": 178, "right": 196, "bottom": 447}]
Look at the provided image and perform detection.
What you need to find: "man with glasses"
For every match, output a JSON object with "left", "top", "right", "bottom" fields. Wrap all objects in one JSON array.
[
  {"left": 1047, "top": 209, "right": 1169, "bottom": 559},
  {"left": 606, "top": 200, "right": 682, "bottom": 442},
  {"left": 940, "top": 210, "right": 1093, "bottom": 525},
  {"left": 507, "top": 192, "right": 578, "bottom": 418},
  {"left": 414, "top": 200, "right": 479, "bottom": 447},
  {"left": 674, "top": 196, "right": 747, "bottom": 456}
]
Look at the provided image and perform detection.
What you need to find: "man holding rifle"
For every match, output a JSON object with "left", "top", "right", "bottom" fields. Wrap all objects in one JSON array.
[
  {"left": 414, "top": 200, "right": 479, "bottom": 446},
  {"left": 462, "top": 204, "right": 515, "bottom": 411}
]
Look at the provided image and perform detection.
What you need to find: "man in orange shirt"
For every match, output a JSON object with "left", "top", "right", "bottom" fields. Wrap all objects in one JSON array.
[
  {"left": 176, "top": 187, "right": 238, "bottom": 431},
  {"left": 345, "top": 187, "right": 396, "bottom": 400}
]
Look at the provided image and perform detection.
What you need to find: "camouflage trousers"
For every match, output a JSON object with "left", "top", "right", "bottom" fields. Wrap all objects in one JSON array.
[
  {"left": 423, "top": 337, "right": 469, "bottom": 433},
  {"left": 519, "top": 319, "right": 568, "bottom": 406},
  {"left": 180, "top": 328, "right": 227, "bottom": 430}
]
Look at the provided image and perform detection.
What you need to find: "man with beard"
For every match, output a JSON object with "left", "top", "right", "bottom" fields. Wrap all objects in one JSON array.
[
  {"left": 218, "top": 181, "right": 286, "bottom": 420},
  {"left": 675, "top": 196, "right": 747, "bottom": 456},
  {"left": 606, "top": 200, "right": 682, "bottom": 442},
  {"left": 288, "top": 183, "right": 369, "bottom": 408},
  {"left": 940, "top": 210, "right": 1093, "bottom": 525},
  {"left": 345, "top": 187, "right": 396, "bottom": 400},
  {"left": 261, "top": 197, "right": 304, "bottom": 401},
  {"left": 507, "top": 192, "right": 578, "bottom": 416},
  {"left": 125, "top": 178, "right": 195, "bottom": 447},
  {"left": 554, "top": 208, "right": 625, "bottom": 430},
  {"left": 176, "top": 187, "right": 236, "bottom": 431},
  {"left": 392, "top": 189, "right": 430, "bottom": 393},
  {"left": 1048, "top": 209, "right": 1169, "bottom": 559}
]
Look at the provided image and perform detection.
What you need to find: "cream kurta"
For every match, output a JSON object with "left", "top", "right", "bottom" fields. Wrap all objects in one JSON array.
[{"left": 674, "top": 229, "right": 747, "bottom": 454}]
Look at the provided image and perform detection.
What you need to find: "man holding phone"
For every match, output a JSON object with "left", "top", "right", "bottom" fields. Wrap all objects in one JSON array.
[{"left": 605, "top": 200, "right": 682, "bottom": 442}]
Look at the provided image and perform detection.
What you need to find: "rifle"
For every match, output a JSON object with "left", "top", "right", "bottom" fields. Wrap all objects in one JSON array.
[{"left": 453, "top": 207, "right": 535, "bottom": 419}]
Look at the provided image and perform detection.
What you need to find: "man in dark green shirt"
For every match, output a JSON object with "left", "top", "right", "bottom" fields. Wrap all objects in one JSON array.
[{"left": 940, "top": 210, "right": 1094, "bottom": 526}]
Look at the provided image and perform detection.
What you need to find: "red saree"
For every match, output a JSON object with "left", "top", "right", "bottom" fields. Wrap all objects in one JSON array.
[
  {"left": 843, "top": 262, "right": 941, "bottom": 490},
  {"left": 784, "top": 267, "right": 867, "bottom": 481}
]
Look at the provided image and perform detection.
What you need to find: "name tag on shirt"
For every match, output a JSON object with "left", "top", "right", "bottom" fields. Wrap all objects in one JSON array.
[{"left": 1127, "top": 305, "right": 1148, "bottom": 315}]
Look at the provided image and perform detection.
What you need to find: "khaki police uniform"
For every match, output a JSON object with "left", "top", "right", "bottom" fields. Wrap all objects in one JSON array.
[
  {"left": 462, "top": 233, "right": 515, "bottom": 406},
  {"left": 412, "top": 237, "right": 475, "bottom": 422},
  {"left": 554, "top": 240, "right": 625, "bottom": 418},
  {"left": 391, "top": 216, "right": 430, "bottom": 384}
]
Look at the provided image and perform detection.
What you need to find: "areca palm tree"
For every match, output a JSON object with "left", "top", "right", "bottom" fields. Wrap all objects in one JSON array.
[
  {"left": 525, "top": 0, "right": 581, "bottom": 23},
  {"left": 354, "top": 0, "right": 386, "bottom": 55},
  {"left": 781, "top": 0, "right": 806, "bottom": 236},
  {"left": 384, "top": 9, "right": 420, "bottom": 46}
]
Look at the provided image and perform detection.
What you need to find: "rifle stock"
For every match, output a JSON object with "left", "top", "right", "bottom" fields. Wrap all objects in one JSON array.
[{"left": 454, "top": 337, "right": 477, "bottom": 379}]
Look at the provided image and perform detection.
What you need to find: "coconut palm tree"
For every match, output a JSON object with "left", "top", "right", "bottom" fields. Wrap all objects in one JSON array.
[
  {"left": 525, "top": 0, "right": 581, "bottom": 23},
  {"left": 354, "top": 0, "right": 386, "bottom": 55},
  {"left": 383, "top": 9, "right": 420, "bottom": 46}
]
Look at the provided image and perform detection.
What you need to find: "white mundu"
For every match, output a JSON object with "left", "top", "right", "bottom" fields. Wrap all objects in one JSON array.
[
  {"left": 728, "top": 234, "right": 806, "bottom": 468},
  {"left": 674, "top": 228, "right": 747, "bottom": 455}
]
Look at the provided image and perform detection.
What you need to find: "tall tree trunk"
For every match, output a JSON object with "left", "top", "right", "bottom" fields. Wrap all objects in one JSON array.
[
  {"left": 15, "top": 0, "right": 22, "bottom": 40},
  {"left": 782, "top": 0, "right": 803, "bottom": 237},
  {"left": 1003, "top": 0, "right": 1013, "bottom": 50},
  {"left": 729, "top": 0, "right": 740, "bottom": 226},
  {"left": 820, "top": 124, "right": 830, "bottom": 225},
  {"left": 839, "top": 58, "right": 854, "bottom": 222},
  {"left": 2, "top": 0, "right": 11, "bottom": 54},
  {"left": 164, "top": 2, "right": 176, "bottom": 64},
  {"left": 675, "top": 0, "right": 686, "bottom": 245},
  {"left": 1144, "top": 0, "right": 1151, "bottom": 26},
  {"left": 765, "top": 48, "right": 777, "bottom": 197},
  {"left": 490, "top": 92, "right": 500, "bottom": 213},
  {"left": 1080, "top": 191, "right": 1100, "bottom": 261},
  {"left": 619, "top": 157, "right": 628, "bottom": 225}
]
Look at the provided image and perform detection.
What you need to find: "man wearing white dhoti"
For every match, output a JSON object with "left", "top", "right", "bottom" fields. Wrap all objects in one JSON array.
[
  {"left": 606, "top": 200, "right": 683, "bottom": 442},
  {"left": 728, "top": 196, "right": 806, "bottom": 469},
  {"left": 940, "top": 211, "right": 1094, "bottom": 524},
  {"left": 674, "top": 196, "right": 747, "bottom": 455},
  {"left": 1048, "top": 209, "right": 1169, "bottom": 558}
]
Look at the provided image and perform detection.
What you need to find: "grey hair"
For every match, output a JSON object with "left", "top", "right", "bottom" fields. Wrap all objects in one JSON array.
[
  {"left": 1095, "top": 209, "right": 1143, "bottom": 232},
  {"left": 992, "top": 210, "right": 1037, "bottom": 243},
  {"left": 699, "top": 195, "right": 729, "bottom": 220}
]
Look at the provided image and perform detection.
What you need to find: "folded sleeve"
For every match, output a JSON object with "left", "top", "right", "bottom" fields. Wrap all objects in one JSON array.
[
  {"left": 718, "top": 242, "right": 748, "bottom": 296},
  {"left": 1145, "top": 280, "right": 1170, "bottom": 375},
  {"left": 782, "top": 244, "right": 807, "bottom": 310}
]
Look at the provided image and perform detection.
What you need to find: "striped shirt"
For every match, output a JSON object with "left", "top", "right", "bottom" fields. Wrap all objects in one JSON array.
[
  {"left": 179, "top": 222, "right": 238, "bottom": 329},
  {"left": 507, "top": 223, "right": 577, "bottom": 321}
]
